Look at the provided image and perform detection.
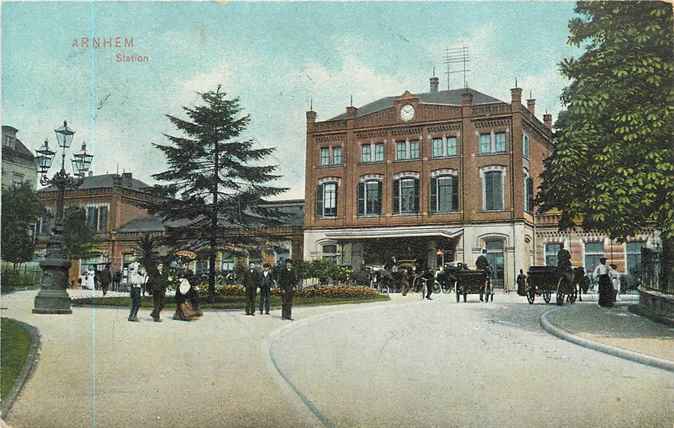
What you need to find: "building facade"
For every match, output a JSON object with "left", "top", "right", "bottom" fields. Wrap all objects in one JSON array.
[{"left": 2, "top": 125, "right": 37, "bottom": 189}]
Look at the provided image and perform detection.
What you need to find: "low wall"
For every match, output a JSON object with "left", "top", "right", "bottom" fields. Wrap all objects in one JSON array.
[{"left": 638, "top": 289, "right": 674, "bottom": 325}]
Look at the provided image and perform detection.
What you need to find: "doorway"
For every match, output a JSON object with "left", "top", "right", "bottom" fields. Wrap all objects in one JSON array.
[{"left": 485, "top": 238, "right": 505, "bottom": 288}]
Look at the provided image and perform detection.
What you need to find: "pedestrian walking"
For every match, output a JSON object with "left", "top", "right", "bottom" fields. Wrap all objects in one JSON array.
[
  {"left": 173, "top": 277, "right": 199, "bottom": 321},
  {"left": 593, "top": 257, "right": 613, "bottom": 307},
  {"left": 475, "top": 249, "right": 490, "bottom": 302},
  {"left": 113, "top": 270, "right": 122, "bottom": 291},
  {"left": 148, "top": 262, "right": 165, "bottom": 322},
  {"left": 100, "top": 264, "right": 112, "bottom": 296},
  {"left": 127, "top": 260, "right": 146, "bottom": 322},
  {"left": 241, "top": 262, "right": 259, "bottom": 316},
  {"left": 516, "top": 269, "right": 527, "bottom": 296},
  {"left": 278, "top": 259, "right": 298, "bottom": 320},
  {"left": 259, "top": 263, "right": 274, "bottom": 315},
  {"left": 610, "top": 263, "right": 621, "bottom": 303},
  {"left": 85, "top": 268, "right": 96, "bottom": 291}
]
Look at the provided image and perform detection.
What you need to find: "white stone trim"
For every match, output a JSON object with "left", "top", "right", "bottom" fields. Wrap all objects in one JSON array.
[
  {"left": 359, "top": 174, "right": 384, "bottom": 183},
  {"left": 431, "top": 168, "right": 458, "bottom": 178},
  {"left": 393, "top": 171, "right": 420, "bottom": 180},
  {"left": 317, "top": 176, "right": 341, "bottom": 185}
]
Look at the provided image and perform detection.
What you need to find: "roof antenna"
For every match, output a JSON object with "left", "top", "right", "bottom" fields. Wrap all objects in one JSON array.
[
  {"left": 515, "top": 78, "right": 518, "bottom": 88},
  {"left": 116, "top": 163, "right": 119, "bottom": 175},
  {"left": 310, "top": 96, "right": 313, "bottom": 111},
  {"left": 350, "top": 95, "right": 353, "bottom": 107},
  {"left": 444, "top": 44, "right": 471, "bottom": 90},
  {"left": 529, "top": 90, "right": 533, "bottom": 99},
  {"left": 432, "top": 66, "right": 436, "bottom": 77}
]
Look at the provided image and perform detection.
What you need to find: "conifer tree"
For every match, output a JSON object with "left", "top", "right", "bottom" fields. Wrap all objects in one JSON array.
[{"left": 150, "top": 86, "right": 287, "bottom": 302}]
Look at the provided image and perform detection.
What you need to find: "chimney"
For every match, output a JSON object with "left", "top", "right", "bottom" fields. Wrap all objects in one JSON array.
[
  {"left": 430, "top": 76, "right": 439, "bottom": 93},
  {"left": 461, "top": 91, "right": 473, "bottom": 106},
  {"left": 112, "top": 174, "right": 122, "bottom": 186},
  {"left": 526, "top": 98, "right": 536, "bottom": 116},
  {"left": 306, "top": 110, "right": 316, "bottom": 123},
  {"left": 543, "top": 113, "right": 553, "bottom": 129},
  {"left": 122, "top": 172, "right": 133, "bottom": 187},
  {"left": 346, "top": 106, "right": 358, "bottom": 118},
  {"left": 511, "top": 87, "right": 523, "bottom": 108}
]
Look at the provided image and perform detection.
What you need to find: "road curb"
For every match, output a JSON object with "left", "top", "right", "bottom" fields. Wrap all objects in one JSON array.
[
  {"left": 540, "top": 307, "right": 674, "bottom": 373},
  {"left": 0, "top": 319, "right": 41, "bottom": 420}
]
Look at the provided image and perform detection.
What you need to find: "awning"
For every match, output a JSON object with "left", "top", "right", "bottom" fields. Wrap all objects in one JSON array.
[{"left": 324, "top": 226, "right": 463, "bottom": 240}]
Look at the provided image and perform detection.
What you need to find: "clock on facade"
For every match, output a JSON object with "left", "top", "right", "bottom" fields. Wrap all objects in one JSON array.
[{"left": 400, "top": 104, "right": 415, "bottom": 122}]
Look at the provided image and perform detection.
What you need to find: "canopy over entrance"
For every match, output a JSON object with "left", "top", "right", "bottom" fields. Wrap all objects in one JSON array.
[{"left": 324, "top": 225, "right": 463, "bottom": 240}]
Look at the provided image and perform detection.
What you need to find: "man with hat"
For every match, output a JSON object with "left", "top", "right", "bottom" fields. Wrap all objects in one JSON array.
[
  {"left": 259, "top": 263, "right": 274, "bottom": 315},
  {"left": 127, "top": 259, "right": 147, "bottom": 322},
  {"left": 475, "top": 249, "right": 491, "bottom": 302},
  {"left": 278, "top": 259, "right": 299, "bottom": 320},
  {"left": 241, "top": 261, "right": 260, "bottom": 316}
]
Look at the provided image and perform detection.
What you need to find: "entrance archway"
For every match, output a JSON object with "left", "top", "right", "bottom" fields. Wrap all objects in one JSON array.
[{"left": 484, "top": 238, "right": 505, "bottom": 288}]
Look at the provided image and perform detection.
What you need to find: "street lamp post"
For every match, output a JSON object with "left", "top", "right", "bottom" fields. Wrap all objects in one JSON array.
[{"left": 32, "top": 121, "right": 93, "bottom": 314}]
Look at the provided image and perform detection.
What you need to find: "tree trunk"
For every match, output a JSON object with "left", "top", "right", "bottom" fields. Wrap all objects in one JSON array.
[{"left": 661, "top": 235, "right": 674, "bottom": 295}]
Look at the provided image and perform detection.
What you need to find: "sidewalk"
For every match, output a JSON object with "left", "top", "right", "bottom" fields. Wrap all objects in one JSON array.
[{"left": 544, "top": 302, "right": 674, "bottom": 367}]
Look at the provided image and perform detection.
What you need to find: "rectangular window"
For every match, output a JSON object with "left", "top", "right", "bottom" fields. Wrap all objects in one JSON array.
[
  {"left": 399, "top": 178, "right": 418, "bottom": 213},
  {"left": 432, "top": 138, "right": 444, "bottom": 158},
  {"left": 436, "top": 176, "right": 456, "bottom": 212},
  {"left": 320, "top": 147, "right": 330, "bottom": 166},
  {"left": 396, "top": 141, "right": 407, "bottom": 160},
  {"left": 359, "top": 180, "right": 382, "bottom": 216},
  {"left": 545, "top": 243, "right": 561, "bottom": 266},
  {"left": 374, "top": 143, "right": 384, "bottom": 161},
  {"left": 97, "top": 206, "right": 108, "bottom": 232},
  {"left": 86, "top": 206, "right": 98, "bottom": 229},
  {"left": 446, "top": 137, "right": 457, "bottom": 156},
  {"left": 479, "top": 133, "right": 491, "bottom": 154},
  {"left": 409, "top": 141, "right": 420, "bottom": 159},
  {"left": 361, "top": 144, "right": 371, "bottom": 162},
  {"left": 523, "top": 133, "right": 530, "bottom": 159},
  {"left": 323, "top": 183, "right": 337, "bottom": 217},
  {"left": 332, "top": 146, "right": 342, "bottom": 165},
  {"left": 484, "top": 171, "right": 503, "bottom": 210},
  {"left": 584, "top": 241, "right": 604, "bottom": 274},
  {"left": 626, "top": 241, "right": 645, "bottom": 276},
  {"left": 494, "top": 132, "right": 506, "bottom": 152}
]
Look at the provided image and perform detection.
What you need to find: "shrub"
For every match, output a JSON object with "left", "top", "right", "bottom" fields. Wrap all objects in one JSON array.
[{"left": 297, "top": 286, "right": 379, "bottom": 299}]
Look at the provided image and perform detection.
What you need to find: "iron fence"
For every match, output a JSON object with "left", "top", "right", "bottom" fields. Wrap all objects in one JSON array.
[{"left": 641, "top": 247, "right": 666, "bottom": 294}]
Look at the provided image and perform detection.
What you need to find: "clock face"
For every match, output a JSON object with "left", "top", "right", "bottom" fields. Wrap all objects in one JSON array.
[{"left": 400, "top": 104, "right": 415, "bottom": 122}]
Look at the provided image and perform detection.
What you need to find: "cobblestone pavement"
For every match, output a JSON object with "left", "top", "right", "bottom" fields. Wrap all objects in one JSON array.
[
  {"left": 546, "top": 303, "right": 674, "bottom": 363},
  {"left": 2, "top": 290, "right": 673, "bottom": 428},
  {"left": 271, "top": 293, "right": 674, "bottom": 428}
]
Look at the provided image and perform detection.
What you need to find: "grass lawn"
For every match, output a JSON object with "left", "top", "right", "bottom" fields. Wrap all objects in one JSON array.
[
  {"left": 1, "top": 318, "right": 33, "bottom": 401},
  {"left": 72, "top": 293, "right": 389, "bottom": 310}
]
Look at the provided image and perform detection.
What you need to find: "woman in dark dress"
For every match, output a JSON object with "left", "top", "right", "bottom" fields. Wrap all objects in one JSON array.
[
  {"left": 173, "top": 278, "right": 199, "bottom": 321},
  {"left": 593, "top": 257, "right": 613, "bottom": 307}
]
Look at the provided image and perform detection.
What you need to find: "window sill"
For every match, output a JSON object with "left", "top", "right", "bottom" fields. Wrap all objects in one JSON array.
[
  {"left": 429, "top": 211, "right": 460, "bottom": 215},
  {"left": 358, "top": 161, "right": 385, "bottom": 165},
  {"left": 357, "top": 214, "right": 382, "bottom": 218},
  {"left": 476, "top": 152, "right": 508, "bottom": 157},
  {"left": 318, "top": 216, "right": 339, "bottom": 219},
  {"left": 430, "top": 155, "right": 459, "bottom": 160},
  {"left": 392, "top": 212, "right": 421, "bottom": 216},
  {"left": 393, "top": 159, "right": 421, "bottom": 163},
  {"left": 480, "top": 209, "right": 507, "bottom": 213},
  {"left": 318, "top": 164, "right": 344, "bottom": 168}
]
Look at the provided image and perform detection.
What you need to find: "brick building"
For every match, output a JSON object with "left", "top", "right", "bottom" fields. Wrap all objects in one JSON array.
[
  {"left": 302, "top": 76, "right": 659, "bottom": 289},
  {"left": 2, "top": 125, "right": 37, "bottom": 190}
]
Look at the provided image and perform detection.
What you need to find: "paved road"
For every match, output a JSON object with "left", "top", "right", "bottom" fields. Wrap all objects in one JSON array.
[
  {"left": 271, "top": 294, "right": 674, "bottom": 428},
  {"left": 2, "top": 290, "right": 673, "bottom": 428}
]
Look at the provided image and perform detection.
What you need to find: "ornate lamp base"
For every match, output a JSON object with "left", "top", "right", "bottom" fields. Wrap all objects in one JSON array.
[{"left": 32, "top": 231, "right": 72, "bottom": 315}]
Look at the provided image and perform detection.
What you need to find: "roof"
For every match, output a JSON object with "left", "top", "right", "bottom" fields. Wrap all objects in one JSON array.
[
  {"left": 329, "top": 88, "right": 504, "bottom": 120},
  {"left": 117, "top": 199, "right": 305, "bottom": 234},
  {"left": 39, "top": 173, "right": 149, "bottom": 192},
  {"left": 2, "top": 126, "right": 35, "bottom": 161}
]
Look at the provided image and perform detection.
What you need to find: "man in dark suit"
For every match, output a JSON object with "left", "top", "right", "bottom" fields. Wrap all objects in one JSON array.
[
  {"left": 278, "top": 259, "right": 298, "bottom": 320},
  {"left": 241, "top": 262, "right": 260, "bottom": 316},
  {"left": 476, "top": 249, "right": 490, "bottom": 302},
  {"left": 100, "top": 264, "right": 113, "bottom": 296},
  {"left": 259, "top": 263, "right": 274, "bottom": 315}
]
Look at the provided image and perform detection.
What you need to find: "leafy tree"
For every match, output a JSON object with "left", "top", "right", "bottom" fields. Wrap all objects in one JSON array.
[
  {"left": 1, "top": 183, "right": 42, "bottom": 268},
  {"left": 63, "top": 207, "right": 98, "bottom": 261},
  {"left": 538, "top": 1, "right": 674, "bottom": 291},
  {"left": 136, "top": 233, "right": 162, "bottom": 294},
  {"left": 150, "top": 86, "right": 287, "bottom": 302}
]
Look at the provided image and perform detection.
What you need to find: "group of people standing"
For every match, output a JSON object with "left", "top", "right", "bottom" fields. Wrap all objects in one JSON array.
[
  {"left": 556, "top": 243, "right": 620, "bottom": 307},
  {"left": 241, "top": 259, "right": 299, "bottom": 320}
]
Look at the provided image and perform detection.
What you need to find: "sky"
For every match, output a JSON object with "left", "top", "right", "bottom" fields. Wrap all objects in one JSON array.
[{"left": 2, "top": 1, "right": 580, "bottom": 199}]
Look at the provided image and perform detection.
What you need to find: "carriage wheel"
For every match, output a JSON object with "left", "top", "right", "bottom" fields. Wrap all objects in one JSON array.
[
  {"left": 433, "top": 281, "right": 442, "bottom": 294},
  {"left": 543, "top": 289, "right": 552, "bottom": 304},
  {"left": 526, "top": 287, "right": 535, "bottom": 304}
]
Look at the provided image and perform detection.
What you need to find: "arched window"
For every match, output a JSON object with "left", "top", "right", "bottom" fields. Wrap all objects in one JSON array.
[
  {"left": 523, "top": 168, "right": 534, "bottom": 213},
  {"left": 430, "top": 169, "right": 459, "bottom": 213},
  {"left": 392, "top": 172, "right": 420, "bottom": 214},
  {"left": 316, "top": 178, "right": 339, "bottom": 217},
  {"left": 479, "top": 166, "right": 506, "bottom": 211},
  {"left": 358, "top": 175, "right": 383, "bottom": 216}
]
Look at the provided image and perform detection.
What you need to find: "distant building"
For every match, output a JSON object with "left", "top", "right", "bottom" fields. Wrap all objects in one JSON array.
[{"left": 2, "top": 125, "right": 37, "bottom": 189}]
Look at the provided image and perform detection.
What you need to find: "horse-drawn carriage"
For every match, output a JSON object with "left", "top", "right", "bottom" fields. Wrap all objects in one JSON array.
[
  {"left": 447, "top": 264, "right": 493, "bottom": 303},
  {"left": 525, "top": 266, "right": 584, "bottom": 305}
]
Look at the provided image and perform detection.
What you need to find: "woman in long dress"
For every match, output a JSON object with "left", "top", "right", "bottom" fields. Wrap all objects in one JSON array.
[
  {"left": 593, "top": 257, "right": 613, "bottom": 307},
  {"left": 173, "top": 278, "right": 199, "bottom": 321},
  {"left": 86, "top": 269, "right": 96, "bottom": 291}
]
